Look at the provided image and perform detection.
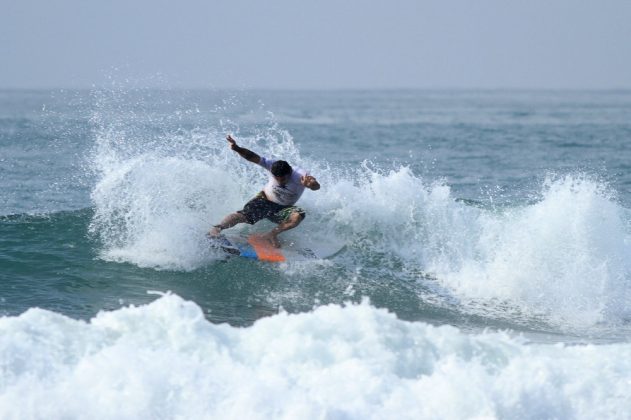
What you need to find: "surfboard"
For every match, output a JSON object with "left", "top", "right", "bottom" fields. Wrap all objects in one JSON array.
[{"left": 209, "top": 233, "right": 343, "bottom": 262}]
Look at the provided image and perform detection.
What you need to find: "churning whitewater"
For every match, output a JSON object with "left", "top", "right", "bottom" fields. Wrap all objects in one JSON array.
[{"left": 2, "top": 294, "right": 631, "bottom": 419}]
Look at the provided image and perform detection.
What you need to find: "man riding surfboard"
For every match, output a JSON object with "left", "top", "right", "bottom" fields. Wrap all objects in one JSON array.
[{"left": 209, "top": 135, "right": 320, "bottom": 248}]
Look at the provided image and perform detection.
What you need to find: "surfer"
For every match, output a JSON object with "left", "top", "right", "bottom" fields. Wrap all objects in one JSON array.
[{"left": 209, "top": 135, "right": 320, "bottom": 248}]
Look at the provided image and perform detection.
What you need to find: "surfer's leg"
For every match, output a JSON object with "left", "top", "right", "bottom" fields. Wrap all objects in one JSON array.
[
  {"left": 209, "top": 194, "right": 271, "bottom": 237},
  {"left": 262, "top": 210, "right": 305, "bottom": 248},
  {"left": 209, "top": 212, "right": 247, "bottom": 236}
]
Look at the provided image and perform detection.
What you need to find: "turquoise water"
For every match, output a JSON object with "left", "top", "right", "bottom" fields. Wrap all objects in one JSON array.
[{"left": 2, "top": 89, "right": 631, "bottom": 418}]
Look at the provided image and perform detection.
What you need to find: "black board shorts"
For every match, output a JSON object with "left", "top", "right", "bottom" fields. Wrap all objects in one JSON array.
[{"left": 237, "top": 192, "right": 306, "bottom": 225}]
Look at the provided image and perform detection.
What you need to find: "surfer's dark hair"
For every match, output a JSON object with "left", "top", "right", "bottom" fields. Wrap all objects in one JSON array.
[{"left": 271, "top": 160, "right": 292, "bottom": 177}]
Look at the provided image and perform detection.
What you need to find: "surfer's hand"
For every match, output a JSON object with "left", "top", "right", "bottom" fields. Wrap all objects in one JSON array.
[
  {"left": 301, "top": 175, "right": 320, "bottom": 190},
  {"left": 226, "top": 135, "right": 238, "bottom": 150}
]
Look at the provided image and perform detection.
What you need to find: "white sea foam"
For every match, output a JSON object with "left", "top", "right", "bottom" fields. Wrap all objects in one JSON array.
[
  {"left": 316, "top": 167, "right": 631, "bottom": 328},
  {"left": 0, "top": 294, "right": 629, "bottom": 419},
  {"left": 90, "top": 154, "right": 242, "bottom": 269},
  {"left": 419, "top": 175, "right": 631, "bottom": 327}
]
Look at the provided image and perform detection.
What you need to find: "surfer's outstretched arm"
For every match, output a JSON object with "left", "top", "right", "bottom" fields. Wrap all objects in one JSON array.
[{"left": 226, "top": 135, "right": 260, "bottom": 164}]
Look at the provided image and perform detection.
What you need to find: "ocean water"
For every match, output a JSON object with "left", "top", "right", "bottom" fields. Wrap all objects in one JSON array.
[{"left": 1, "top": 88, "right": 631, "bottom": 418}]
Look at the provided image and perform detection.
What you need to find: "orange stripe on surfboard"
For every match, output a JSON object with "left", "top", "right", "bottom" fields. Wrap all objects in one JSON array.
[{"left": 247, "top": 235, "right": 286, "bottom": 262}]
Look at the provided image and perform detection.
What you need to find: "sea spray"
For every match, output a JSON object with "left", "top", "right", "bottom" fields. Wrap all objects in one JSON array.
[
  {"left": 87, "top": 89, "right": 307, "bottom": 270},
  {"left": 312, "top": 165, "right": 631, "bottom": 328},
  {"left": 425, "top": 174, "right": 631, "bottom": 327}
]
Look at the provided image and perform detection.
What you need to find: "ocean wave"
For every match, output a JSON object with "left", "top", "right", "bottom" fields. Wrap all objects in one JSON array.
[
  {"left": 315, "top": 163, "right": 631, "bottom": 328},
  {"left": 425, "top": 174, "right": 631, "bottom": 328},
  {"left": 86, "top": 92, "right": 631, "bottom": 330},
  {"left": 0, "top": 294, "right": 629, "bottom": 419}
]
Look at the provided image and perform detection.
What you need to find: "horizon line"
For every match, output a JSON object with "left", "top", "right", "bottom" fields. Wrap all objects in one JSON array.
[{"left": 2, "top": 86, "right": 631, "bottom": 92}]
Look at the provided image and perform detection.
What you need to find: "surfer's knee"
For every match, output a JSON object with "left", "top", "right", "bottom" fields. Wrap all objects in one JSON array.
[
  {"left": 287, "top": 211, "right": 304, "bottom": 226},
  {"left": 293, "top": 208, "right": 306, "bottom": 221},
  {"left": 278, "top": 211, "right": 302, "bottom": 228}
]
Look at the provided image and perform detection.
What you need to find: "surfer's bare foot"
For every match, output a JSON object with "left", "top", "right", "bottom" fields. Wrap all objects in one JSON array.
[{"left": 260, "top": 232, "right": 281, "bottom": 248}]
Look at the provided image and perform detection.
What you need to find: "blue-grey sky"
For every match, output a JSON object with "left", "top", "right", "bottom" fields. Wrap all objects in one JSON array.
[{"left": 2, "top": 0, "right": 631, "bottom": 89}]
